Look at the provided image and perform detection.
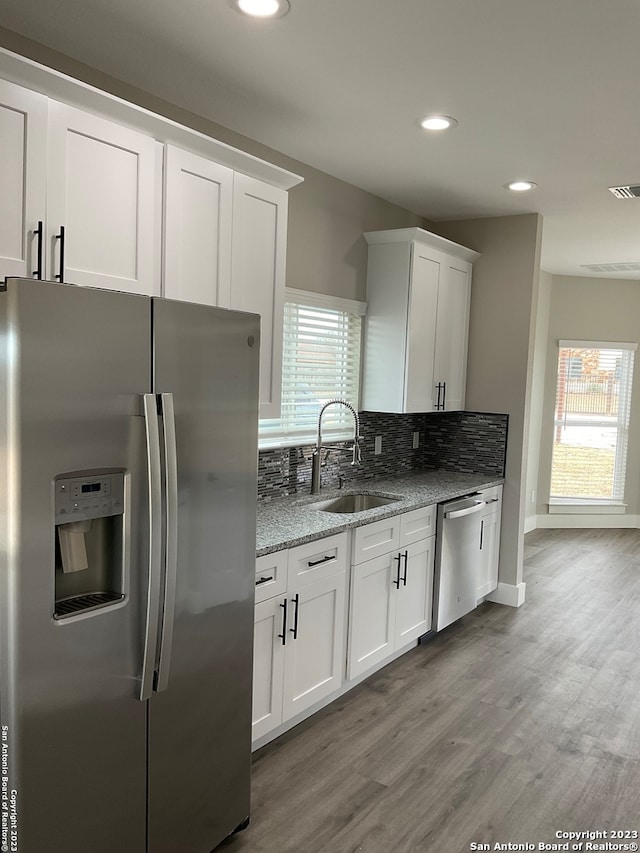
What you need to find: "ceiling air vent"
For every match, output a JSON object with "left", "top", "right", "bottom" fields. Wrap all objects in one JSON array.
[
  {"left": 581, "top": 262, "right": 640, "bottom": 274},
  {"left": 608, "top": 185, "right": 640, "bottom": 199}
]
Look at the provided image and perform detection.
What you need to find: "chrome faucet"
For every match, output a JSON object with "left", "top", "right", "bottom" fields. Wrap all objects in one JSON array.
[{"left": 310, "top": 399, "right": 361, "bottom": 495}]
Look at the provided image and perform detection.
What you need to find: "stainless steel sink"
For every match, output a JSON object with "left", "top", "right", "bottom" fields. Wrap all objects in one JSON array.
[{"left": 307, "top": 493, "right": 400, "bottom": 513}]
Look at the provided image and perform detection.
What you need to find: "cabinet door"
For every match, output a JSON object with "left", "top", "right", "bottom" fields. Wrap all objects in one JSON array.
[
  {"left": 477, "top": 510, "right": 500, "bottom": 598},
  {"left": 252, "top": 596, "right": 286, "bottom": 741},
  {"left": 0, "top": 80, "right": 47, "bottom": 281},
  {"left": 405, "top": 248, "right": 439, "bottom": 412},
  {"left": 347, "top": 553, "right": 397, "bottom": 679},
  {"left": 163, "top": 145, "right": 233, "bottom": 306},
  {"left": 433, "top": 260, "right": 471, "bottom": 411},
  {"left": 395, "top": 537, "right": 435, "bottom": 646},
  {"left": 282, "top": 572, "right": 346, "bottom": 721},
  {"left": 230, "top": 174, "right": 288, "bottom": 419},
  {"left": 47, "top": 101, "right": 158, "bottom": 294}
]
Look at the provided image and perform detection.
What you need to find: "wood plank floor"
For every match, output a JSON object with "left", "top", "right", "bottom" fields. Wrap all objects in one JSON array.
[{"left": 221, "top": 529, "right": 640, "bottom": 852}]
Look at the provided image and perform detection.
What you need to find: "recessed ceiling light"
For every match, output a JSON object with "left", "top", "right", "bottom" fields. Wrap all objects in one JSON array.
[
  {"left": 506, "top": 180, "right": 538, "bottom": 192},
  {"left": 420, "top": 115, "right": 458, "bottom": 131},
  {"left": 231, "top": 0, "right": 290, "bottom": 17}
]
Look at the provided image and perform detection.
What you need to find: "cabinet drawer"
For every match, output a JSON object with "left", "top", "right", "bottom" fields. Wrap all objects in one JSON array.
[
  {"left": 352, "top": 516, "right": 401, "bottom": 565},
  {"left": 287, "top": 533, "right": 348, "bottom": 587},
  {"left": 399, "top": 504, "right": 436, "bottom": 546},
  {"left": 255, "top": 550, "right": 288, "bottom": 603}
]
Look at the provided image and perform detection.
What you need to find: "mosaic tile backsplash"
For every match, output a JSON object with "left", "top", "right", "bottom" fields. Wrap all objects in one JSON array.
[{"left": 257, "top": 411, "right": 508, "bottom": 502}]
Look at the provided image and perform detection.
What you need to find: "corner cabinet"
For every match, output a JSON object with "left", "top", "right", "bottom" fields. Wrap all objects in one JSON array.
[{"left": 361, "top": 228, "right": 479, "bottom": 413}]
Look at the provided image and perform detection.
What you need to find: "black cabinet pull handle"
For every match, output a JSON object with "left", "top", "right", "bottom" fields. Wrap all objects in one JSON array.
[
  {"left": 55, "top": 225, "right": 65, "bottom": 282},
  {"left": 255, "top": 575, "right": 274, "bottom": 586},
  {"left": 480, "top": 519, "right": 484, "bottom": 550},
  {"left": 435, "top": 382, "right": 446, "bottom": 411},
  {"left": 393, "top": 553, "right": 401, "bottom": 588},
  {"left": 32, "top": 221, "right": 43, "bottom": 279},
  {"left": 290, "top": 593, "right": 300, "bottom": 639},
  {"left": 308, "top": 554, "right": 333, "bottom": 568},
  {"left": 278, "top": 598, "right": 288, "bottom": 645},
  {"left": 401, "top": 550, "right": 408, "bottom": 586},
  {"left": 441, "top": 381, "right": 446, "bottom": 410}
]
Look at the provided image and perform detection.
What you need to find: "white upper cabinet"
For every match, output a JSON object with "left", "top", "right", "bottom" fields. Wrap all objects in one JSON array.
[
  {"left": 362, "top": 228, "right": 479, "bottom": 414},
  {"left": 163, "top": 145, "right": 233, "bottom": 306},
  {"left": 0, "top": 53, "right": 302, "bottom": 417},
  {"left": 231, "top": 174, "right": 288, "bottom": 419},
  {"left": 47, "top": 101, "right": 158, "bottom": 295},
  {"left": 0, "top": 80, "right": 47, "bottom": 281}
]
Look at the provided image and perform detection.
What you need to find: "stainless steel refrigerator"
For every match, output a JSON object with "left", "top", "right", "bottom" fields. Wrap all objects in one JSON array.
[{"left": 0, "top": 277, "right": 260, "bottom": 853}]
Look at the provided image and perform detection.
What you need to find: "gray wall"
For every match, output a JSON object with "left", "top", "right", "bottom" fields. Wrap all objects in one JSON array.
[
  {"left": 525, "top": 269, "right": 552, "bottom": 530},
  {"left": 536, "top": 274, "right": 640, "bottom": 520},
  {"left": 1, "top": 28, "right": 543, "bottom": 590},
  {"left": 432, "top": 214, "right": 543, "bottom": 589},
  {"left": 0, "top": 26, "right": 427, "bottom": 303}
]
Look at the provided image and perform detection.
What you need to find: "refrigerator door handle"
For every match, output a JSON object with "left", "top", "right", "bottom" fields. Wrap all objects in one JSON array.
[
  {"left": 139, "top": 393, "right": 163, "bottom": 702},
  {"left": 155, "top": 392, "right": 178, "bottom": 693}
]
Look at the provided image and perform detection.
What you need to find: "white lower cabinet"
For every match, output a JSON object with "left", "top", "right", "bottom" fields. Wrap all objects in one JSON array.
[
  {"left": 347, "top": 506, "right": 435, "bottom": 680},
  {"left": 477, "top": 485, "right": 503, "bottom": 599},
  {"left": 252, "top": 595, "right": 287, "bottom": 740},
  {"left": 253, "top": 494, "right": 503, "bottom": 747},
  {"left": 252, "top": 533, "right": 347, "bottom": 743}
]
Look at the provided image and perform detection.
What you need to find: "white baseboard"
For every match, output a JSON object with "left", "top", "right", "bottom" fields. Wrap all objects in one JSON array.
[
  {"left": 535, "top": 514, "right": 640, "bottom": 529},
  {"left": 524, "top": 515, "right": 537, "bottom": 534},
  {"left": 486, "top": 581, "right": 526, "bottom": 608}
]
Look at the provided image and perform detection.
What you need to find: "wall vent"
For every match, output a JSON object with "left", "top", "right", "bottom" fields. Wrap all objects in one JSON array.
[
  {"left": 608, "top": 185, "right": 640, "bottom": 199},
  {"left": 581, "top": 262, "right": 640, "bottom": 274}
]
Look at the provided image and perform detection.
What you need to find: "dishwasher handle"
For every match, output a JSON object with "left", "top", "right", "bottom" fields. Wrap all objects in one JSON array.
[{"left": 444, "top": 500, "right": 485, "bottom": 520}]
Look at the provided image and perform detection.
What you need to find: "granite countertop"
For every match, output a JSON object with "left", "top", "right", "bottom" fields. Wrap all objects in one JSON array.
[{"left": 256, "top": 469, "right": 504, "bottom": 556}]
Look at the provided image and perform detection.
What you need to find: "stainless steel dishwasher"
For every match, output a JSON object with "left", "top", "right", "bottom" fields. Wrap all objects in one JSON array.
[{"left": 434, "top": 494, "right": 485, "bottom": 631}]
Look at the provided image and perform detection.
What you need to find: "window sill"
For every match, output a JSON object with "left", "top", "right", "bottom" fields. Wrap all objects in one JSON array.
[
  {"left": 547, "top": 499, "right": 627, "bottom": 515},
  {"left": 259, "top": 432, "right": 354, "bottom": 451}
]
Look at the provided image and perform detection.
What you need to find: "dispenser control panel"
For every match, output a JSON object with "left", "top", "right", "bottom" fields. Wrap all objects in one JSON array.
[{"left": 55, "top": 473, "right": 125, "bottom": 524}]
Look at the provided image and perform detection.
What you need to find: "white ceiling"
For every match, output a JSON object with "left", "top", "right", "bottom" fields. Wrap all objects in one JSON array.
[{"left": 2, "top": 0, "right": 640, "bottom": 278}]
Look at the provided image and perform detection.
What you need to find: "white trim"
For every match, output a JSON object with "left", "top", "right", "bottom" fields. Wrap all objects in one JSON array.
[
  {"left": 285, "top": 287, "right": 367, "bottom": 317},
  {"left": 0, "top": 47, "right": 303, "bottom": 190},
  {"left": 363, "top": 227, "right": 480, "bottom": 264},
  {"left": 536, "top": 513, "right": 640, "bottom": 529},
  {"left": 524, "top": 515, "right": 537, "bottom": 534},
  {"left": 486, "top": 582, "right": 526, "bottom": 608},
  {"left": 558, "top": 339, "right": 637, "bottom": 351},
  {"left": 548, "top": 499, "right": 627, "bottom": 515}
]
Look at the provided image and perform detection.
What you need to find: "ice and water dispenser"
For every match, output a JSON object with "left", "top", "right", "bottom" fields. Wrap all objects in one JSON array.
[{"left": 53, "top": 471, "right": 126, "bottom": 619}]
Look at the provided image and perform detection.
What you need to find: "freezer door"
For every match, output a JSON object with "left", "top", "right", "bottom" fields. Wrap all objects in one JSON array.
[
  {"left": 149, "top": 298, "right": 259, "bottom": 853},
  {"left": 0, "top": 279, "right": 151, "bottom": 853}
]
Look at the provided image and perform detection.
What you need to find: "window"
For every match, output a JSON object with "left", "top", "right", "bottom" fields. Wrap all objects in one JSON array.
[
  {"left": 550, "top": 340, "right": 636, "bottom": 505},
  {"left": 259, "top": 288, "right": 365, "bottom": 448}
]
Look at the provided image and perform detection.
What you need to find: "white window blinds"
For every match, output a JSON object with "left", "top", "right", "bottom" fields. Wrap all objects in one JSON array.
[
  {"left": 550, "top": 341, "right": 636, "bottom": 502},
  {"left": 259, "top": 290, "right": 365, "bottom": 449}
]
